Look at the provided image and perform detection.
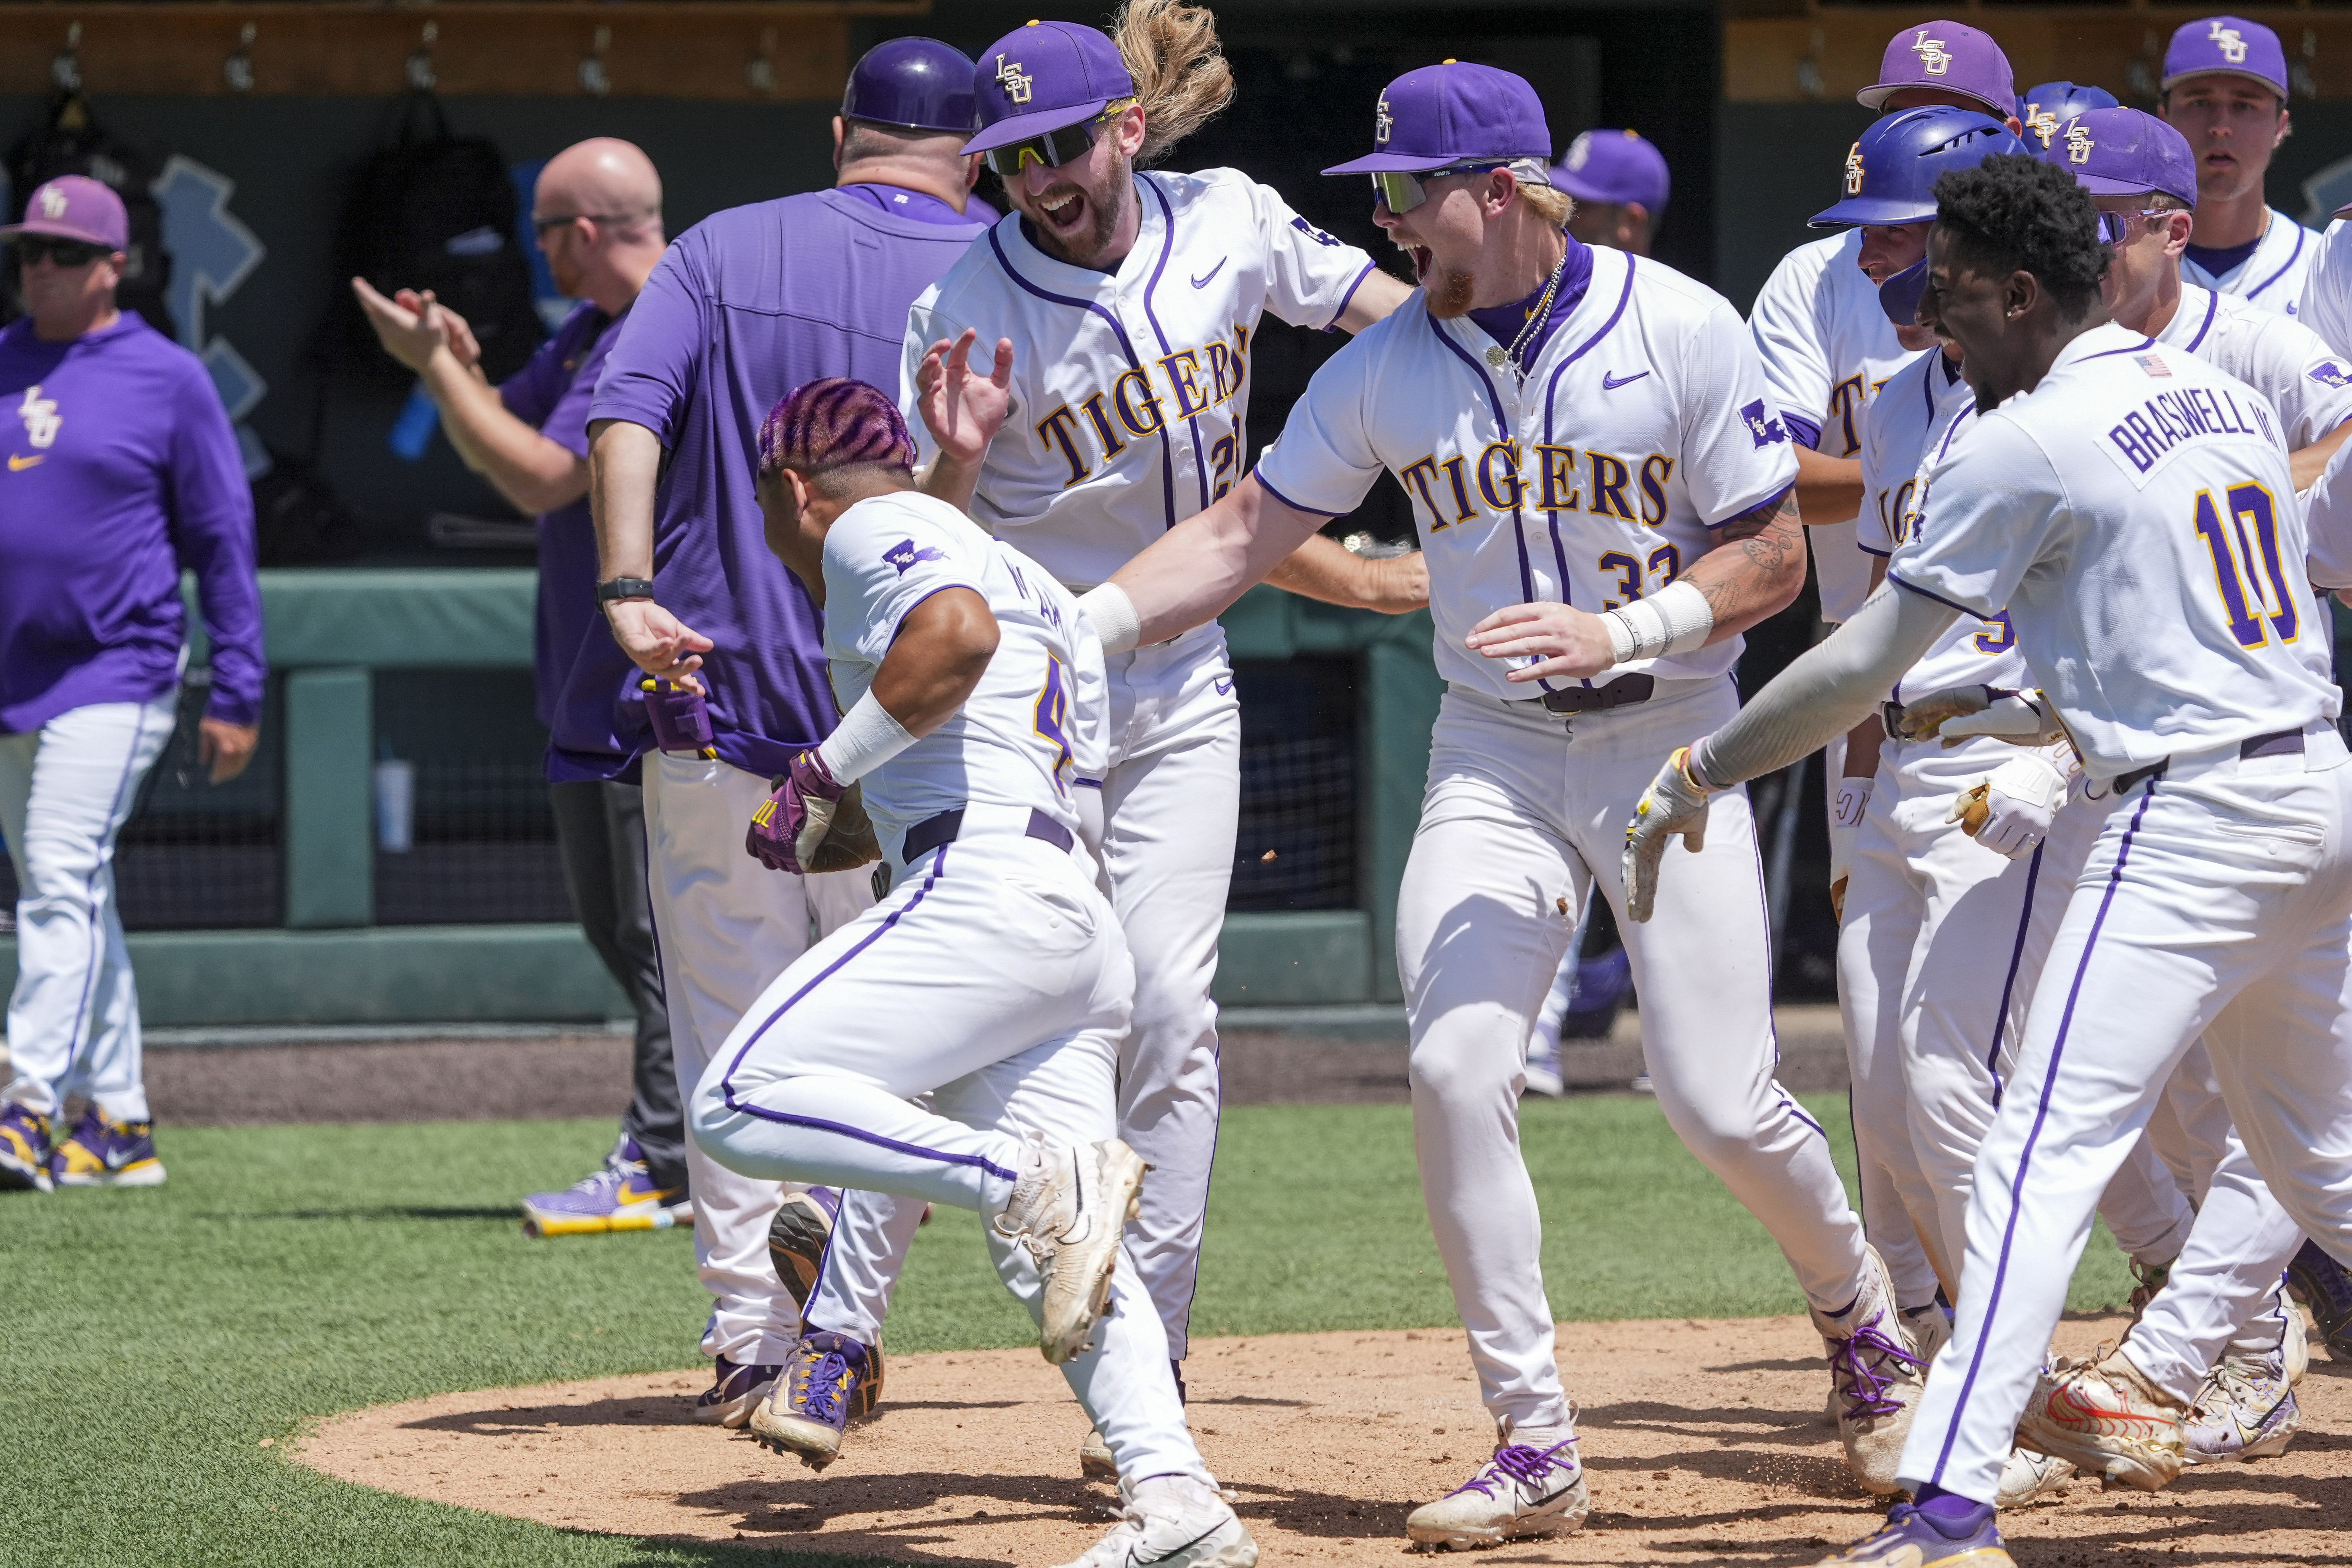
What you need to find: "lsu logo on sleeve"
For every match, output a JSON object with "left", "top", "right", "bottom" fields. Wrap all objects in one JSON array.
[{"left": 1033, "top": 325, "right": 1252, "bottom": 493}]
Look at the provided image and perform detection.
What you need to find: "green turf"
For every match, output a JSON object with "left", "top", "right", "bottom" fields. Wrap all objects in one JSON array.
[{"left": 1, "top": 1096, "right": 2136, "bottom": 1566}]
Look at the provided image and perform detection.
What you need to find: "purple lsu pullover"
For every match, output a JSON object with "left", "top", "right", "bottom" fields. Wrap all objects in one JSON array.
[
  {"left": 586, "top": 183, "right": 988, "bottom": 778},
  {"left": 0, "top": 314, "right": 264, "bottom": 735}
]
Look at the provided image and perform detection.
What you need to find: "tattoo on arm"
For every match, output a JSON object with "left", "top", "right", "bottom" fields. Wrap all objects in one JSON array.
[{"left": 1695, "top": 490, "right": 1804, "bottom": 623}]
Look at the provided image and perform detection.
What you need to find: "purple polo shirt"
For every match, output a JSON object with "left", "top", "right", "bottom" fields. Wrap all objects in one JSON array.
[
  {"left": 0, "top": 314, "right": 264, "bottom": 735},
  {"left": 498, "top": 300, "right": 639, "bottom": 782},
  {"left": 587, "top": 183, "right": 988, "bottom": 777}
]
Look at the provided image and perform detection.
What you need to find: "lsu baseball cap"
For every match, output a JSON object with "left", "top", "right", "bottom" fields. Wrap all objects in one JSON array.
[
  {"left": 844, "top": 37, "right": 978, "bottom": 134},
  {"left": 1552, "top": 129, "right": 1669, "bottom": 212},
  {"left": 2161, "top": 16, "right": 2288, "bottom": 97},
  {"left": 965, "top": 20, "right": 1136, "bottom": 156},
  {"left": 1324, "top": 61, "right": 1551, "bottom": 175},
  {"left": 1857, "top": 20, "right": 2016, "bottom": 120},
  {"left": 2034, "top": 106, "right": 2198, "bottom": 208},
  {"left": 0, "top": 174, "right": 127, "bottom": 250}
]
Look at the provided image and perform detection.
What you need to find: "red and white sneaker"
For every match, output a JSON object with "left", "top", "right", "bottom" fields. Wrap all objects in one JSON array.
[{"left": 2016, "top": 1349, "right": 2188, "bottom": 1491}]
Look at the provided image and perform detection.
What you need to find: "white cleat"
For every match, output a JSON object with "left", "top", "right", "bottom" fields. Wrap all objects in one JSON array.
[
  {"left": 1995, "top": 1446, "right": 2075, "bottom": 1507},
  {"left": 1814, "top": 1248, "right": 1929, "bottom": 1496},
  {"left": 2016, "top": 1348, "right": 2189, "bottom": 1491},
  {"left": 1054, "top": 1475, "right": 1258, "bottom": 1568},
  {"left": 1080, "top": 1426, "right": 1118, "bottom": 1477},
  {"left": 1405, "top": 1432, "right": 1589, "bottom": 1550},
  {"left": 2185, "top": 1338, "right": 2301, "bottom": 1465},
  {"left": 994, "top": 1137, "right": 1149, "bottom": 1364}
]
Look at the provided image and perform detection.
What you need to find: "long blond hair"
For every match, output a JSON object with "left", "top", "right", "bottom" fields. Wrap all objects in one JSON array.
[{"left": 1114, "top": 0, "right": 1235, "bottom": 166}]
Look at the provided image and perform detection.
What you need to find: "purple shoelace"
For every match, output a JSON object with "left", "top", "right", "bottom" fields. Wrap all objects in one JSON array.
[
  {"left": 1448, "top": 1439, "right": 1577, "bottom": 1499},
  {"left": 793, "top": 1347, "right": 857, "bottom": 1424},
  {"left": 1829, "top": 1316, "right": 1926, "bottom": 1419}
]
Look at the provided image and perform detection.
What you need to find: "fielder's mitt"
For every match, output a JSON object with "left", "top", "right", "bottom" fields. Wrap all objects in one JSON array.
[{"left": 808, "top": 781, "right": 882, "bottom": 872}]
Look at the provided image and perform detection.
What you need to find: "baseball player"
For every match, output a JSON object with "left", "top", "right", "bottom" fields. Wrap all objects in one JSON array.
[
  {"left": 582, "top": 36, "right": 992, "bottom": 1427},
  {"left": 1553, "top": 129, "right": 1668, "bottom": 257},
  {"left": 1858, "top": 19, "right": 2024, "bottom": 127},
  {"left": 687, "top": 378, "right": 1256, "bottom": 1568},
  {"left": 2159, "top": 16, "right": 2313, "bottom": 315},
  {"left": 2296, "top": 205, "right": 2352, "bottom": 356},
  {"left": 1080, "top": 59, "right": 1928, "bottom": 1543},
  {"left": 783, "top": 2, "right": 1423, "bottom": 1470},
  {"left": 0, "top": 177, "right": 263, "bottom": 1192},
  {"left": 1625, "top": 154, "right": 2352, "bottom": 1567}
]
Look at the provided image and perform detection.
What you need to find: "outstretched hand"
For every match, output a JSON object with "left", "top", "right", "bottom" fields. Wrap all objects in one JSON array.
[
  {"left": 605, "top": 599, "right": 716, "bottom": 695},
  {"left": 916, "top": 327, "right": 1014, "bottom": 467}
]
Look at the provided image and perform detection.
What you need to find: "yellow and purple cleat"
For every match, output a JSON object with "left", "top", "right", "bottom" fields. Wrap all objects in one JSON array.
[
  {"left": 50, "top": 1106, "right": 165, "bottom": 1187},
  {"left": 0, "top": 1101, "right": 56, "bottom": 1192},
  {"left": 1808, "top": 1501, "right": 2013, "bottom": 1566},
  {"left": 520, "top": 1136, "right": 691, "bottom": 1237}
]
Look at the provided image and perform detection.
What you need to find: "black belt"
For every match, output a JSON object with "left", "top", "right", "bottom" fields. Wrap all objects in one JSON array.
[
  {"left": 2114, "top": 728, "right": 2303, "bottom": 796},
  {"left": 1531, "top": 673, "right": 1656, "bottom": 716},
  {"left": 902, "top": 806, "right": 1075, "bottom": 865}
]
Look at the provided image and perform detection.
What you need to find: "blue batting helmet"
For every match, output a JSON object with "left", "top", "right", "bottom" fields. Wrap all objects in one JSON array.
[
  {"left": 843, "top": 37, "right": 978, "bottom": 134},
  {"left": 2018, "top": 81, "right": 2122, "bottom": 153},
  {"left": 1812, "top": 106, "right": 2030, "bottom": 228}
]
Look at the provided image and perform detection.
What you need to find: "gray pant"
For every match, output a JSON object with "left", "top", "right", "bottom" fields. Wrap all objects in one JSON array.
[{"left": 550, "top": 779, "right": 680, "bottom": 1191}]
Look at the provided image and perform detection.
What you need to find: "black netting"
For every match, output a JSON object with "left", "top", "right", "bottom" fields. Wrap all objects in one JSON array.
[{"left": 1226, "top": 659, "right": 1358, "bottom": 912}]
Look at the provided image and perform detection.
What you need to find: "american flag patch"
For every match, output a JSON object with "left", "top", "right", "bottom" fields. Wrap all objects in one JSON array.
[{"left": 2135, "top": 353, "right": 2172, "bottom": 377}]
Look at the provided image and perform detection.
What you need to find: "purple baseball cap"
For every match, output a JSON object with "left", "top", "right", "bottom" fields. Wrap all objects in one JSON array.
[
  {"left": 2034, "top": 106, "right": 2198, "bottom": 208},
  {"left": 965, "top": 20, "right": 1136, "bottom": 156},
  {"left": 1324, "top": 61, "right": 1550, "bottom": 175},
  {"left": 2161, "top": 16, "right": 2287, "bottom": 98},
  {"left": 1551, "top": 129, "right": 1669, "bottom": 212},
  {"left": 0, "top": 174, "right": 127, "bottom": 250},
  {"left": 1857, "top": 20, "right": 2016, "bottom": 119}
]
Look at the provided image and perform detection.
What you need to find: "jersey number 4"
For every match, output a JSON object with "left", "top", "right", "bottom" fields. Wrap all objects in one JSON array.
[
  {"left": 1033, "top": 655, "right": 1075, "bottom": 793},
  {"left": 2193, "top": 482, "right": 2299, "bottom": 651}
]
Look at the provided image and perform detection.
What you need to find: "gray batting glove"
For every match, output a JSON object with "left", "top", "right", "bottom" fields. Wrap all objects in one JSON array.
[
  {"left": 1623, "top": 745, "right": 1715, "bottom": 923},
  {"left": 1895, "top": 685, "right": 2067, "bottom": 747}
]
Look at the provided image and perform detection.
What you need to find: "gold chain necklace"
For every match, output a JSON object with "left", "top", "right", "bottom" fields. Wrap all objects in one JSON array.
[{"left": 1483, "top": 246, "right": 1569, "bottom": 384}]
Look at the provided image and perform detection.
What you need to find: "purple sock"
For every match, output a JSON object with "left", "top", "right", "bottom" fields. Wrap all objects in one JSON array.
[{"left": 1913, "top": 1483, "right": 1992, "bottom": 1529}]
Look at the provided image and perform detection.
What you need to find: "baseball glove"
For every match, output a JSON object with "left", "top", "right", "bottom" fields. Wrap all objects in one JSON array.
[
  {"left": 808, "top": 781, "right": 882, "bottom": 872},
  {"left": 746, "top": 752, "right": 882, "bottom": 875}
]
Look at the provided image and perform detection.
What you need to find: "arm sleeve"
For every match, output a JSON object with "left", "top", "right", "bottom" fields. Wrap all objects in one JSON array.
[
  {"left": 1886, "top": 415, "right": 2064, "bottom": 617},
  {"left": 1682, "top": 298, "right": 1802, "bottom": 526},
  {"left": 2251, "top": 313, "right": 2352, "bottom": 449},
  {"left": 2305, "top": 437, "right": 2352, "bottom": 590},
  {"left": 584, "top": 238, "right": 707, "bottom": 444},
  {"left": 1248, "top": 175, "right": 1382, "bottom": 330},
  {"left": 827, "top": 508, "right": 988, "bottom": 666},
  {"left": 1747, "top": 248, "right": 1832, "bottom": 452},
  {"left": 166, "top": 364, "right": 267, "bottom": 726},
  {"left": 2299, "top": 222, "right": 2352, "bottom": 360},
  {"left": 1249, "top": 327, "right": 1391, "bottom": 517}
]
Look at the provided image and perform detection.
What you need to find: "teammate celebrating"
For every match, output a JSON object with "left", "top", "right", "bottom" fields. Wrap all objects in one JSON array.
[
  {"left": 2159, "top": 16, "right": 2313, "bottom": 314},
  {"left": 1858, "top": 19, "right": 2023, "bottom": 126},
  {"left": 1625, "top": 154, "right": 2352, "bottom": 1568},
  {"left": 1077, "top": 59, "right": 1922, "bottom": 1543}
]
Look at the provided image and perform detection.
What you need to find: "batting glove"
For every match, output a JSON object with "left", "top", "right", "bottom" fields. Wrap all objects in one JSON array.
[
  {"left": 1896, "top": 684, "right": 2068, "bottom": 748},
  {"left": 641, "top": 677, "right": 717, "bottom": 758},
  {"left": 1947, "top": 750, "right": 2068, "bottom": 858},
  {"left": 1623, "top": 746, "right": 1715, "bottom": 923},
  {"left": 746, "top": 749, "right": 845, "bottom": 875},
  {"left": 1829, "top": 775, "right": 1872, "bottom": 921}
]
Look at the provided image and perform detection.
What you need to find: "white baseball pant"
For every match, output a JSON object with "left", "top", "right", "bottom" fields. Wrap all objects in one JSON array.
[
  {"left": 1900, "top": 733, "right": 2352, "bottom": 1501},
  {"left": 641, "top": 751, "right": 874, "bottom": 1367},
  {"left": 689, "top": 822, "right": 1208, "bottom": 1485},
  {"left": 1399, "top": 679, "right": 1870, "bottom": 1434},
  {"left": 0, "top": 693, "right": 178, "bottom": 1122}
]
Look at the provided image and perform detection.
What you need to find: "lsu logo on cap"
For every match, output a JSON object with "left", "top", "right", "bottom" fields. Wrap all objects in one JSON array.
[
  {"left": 1375, "top": 93, "right": 1393, "bottom": 146},
  {"left": 2026, "top": 109, "right": 2061, "bottom": 149},
  {"left": 36, "top": 184, "right": 67, "bottom": 220},
  {"left": 2311, "top": 361, "right": 2352, "bottom": 388},
  {"left": 1843, "top": 140, "right": 1865, "bottom": 196},
  {"left": 2065, "top": 122, "right": 2096, "bottom": 164},
  {"left": 1911, "top": 28, "right": 1952, "bottom": 77},
  {"left": 884, "top": 539, "right": 948, "bottom": 574},
  {"left": 1565, "top": 132, "right": 1592, "bottom": 171},
  {"left": 2208, "top": 19, "right": 2249, "bottom": 65},
  {"left": 994, "top": 53, "right": 1033, "bottom": 105},
  {"left": 1739, "top": 398, "right": 1787, "bottom": 449}
]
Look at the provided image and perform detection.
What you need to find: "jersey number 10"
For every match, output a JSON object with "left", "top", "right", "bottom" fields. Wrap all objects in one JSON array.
[{"left": 2193, "top": 482, "right": 2299, "bottom": 651}]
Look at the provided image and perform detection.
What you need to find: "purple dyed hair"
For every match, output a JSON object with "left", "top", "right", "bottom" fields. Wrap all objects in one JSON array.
[{"left": 757, "top": 378, "right": 918, "bottom": 483}]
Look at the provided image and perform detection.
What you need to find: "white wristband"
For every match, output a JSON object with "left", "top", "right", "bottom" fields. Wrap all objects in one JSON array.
[
  {"left": 1077, "top": 582, "right": 1142, "bottom": 657},
  {"left": 815, "top": 689, "right": 917, "bottom": 784},
  {"left": 1600, "top": 579, "right": 1713, "bottom": 666}
]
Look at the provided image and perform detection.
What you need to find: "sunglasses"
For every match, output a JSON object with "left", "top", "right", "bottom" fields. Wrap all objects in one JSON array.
[
  {"left": 982, "top": 100, "right": 1134, "bottom": 179},
  {"left": 14, "top": 235, "right": 109, "bottom": 267},
  {"left": 1369, "top": 159, "right": 1532, "bottom": 216},
  {"left": 531, "top": 212, "right": 638, "bottom": 236}
]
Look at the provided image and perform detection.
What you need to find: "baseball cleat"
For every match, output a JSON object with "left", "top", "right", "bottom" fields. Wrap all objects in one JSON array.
[
  {"left": 2126, "top": 1255, "right": 2172, "bottom": 1322},
  {"left": 767, "top": 1186, "right": 839, "bottom": 1309},
  {"left": 1080, "top": 1426, "right": 1118, "bottom": 1477},
  {"left": 2280, "top": 1286, "right": 2309, "bottom": 1386},
  {"left": 1994, "top": 1447, "right": 2074, "bottom": 1508},
  {"left": 2015, "top": 1348, "right": 2188, "bottom": 1491},
  {"left": 1806, "top": 1501, "right": 2012, "bottom": 1567},
  {"left": 1053, "top": 1474, "right": 1258, "bottom": 1568},
  {"left": 0, "top": 1102, "right": 57, "bottom": 1193},
  {"left": 1405, "top": 1436, "right": 1588, "bottom": 1550},
  {"left": 694, "top": 1354, "right": 784, "bottom": 1428},
  {"left": 749, "top": 1330, "right": 880, "bottom": 1470},
  {"left": 994, "top": 1137, "right": 1148, "bottom": 1365},
  {"left": 1815, "top": 1248, "right": 1929, "bottom": 1496},
  {"left": 2184, "top": 1340, "right": 2301, "bottom": 1464},
  {"left": 49, "top": 1106, "right": 165, "bottom": 1187},
  {"left": 2284, "top": 1239, "right": 2352, "bottom": 1362},
  {"left": 520, "top": 1137, "right": 689, "bottom": 1237}
]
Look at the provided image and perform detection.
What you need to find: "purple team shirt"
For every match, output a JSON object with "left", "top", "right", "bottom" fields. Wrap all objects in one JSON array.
[
  {"left": 587, "top": 183, "right": 988, "bottom": 777},
  {"left": 0, "top": 314, "right": 264, "bottom": 735}
]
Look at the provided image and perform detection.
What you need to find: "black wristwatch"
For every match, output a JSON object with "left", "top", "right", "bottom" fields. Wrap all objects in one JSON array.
[{"left": 597, "top": 577, "right": 656, "bottom": 605}]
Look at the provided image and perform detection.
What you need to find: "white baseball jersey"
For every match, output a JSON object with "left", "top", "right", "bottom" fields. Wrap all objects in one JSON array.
[
  {"left": 1891, "top": 323, "right": 2338, "bottom": 779},
  {"left": 1747, "top": 228, "right": 1923, "bottom": 622},
  {"left": 901, "top": 167, "right": 1379, "bottom": 588},
  {"left": 821, "top": 490, "right": 1106, "bottom": 858},
  {"left": 2152, "top": 281, "right": 2352, "bottom": 445},
  {"left": 2179, "top": 207, "right": 2315, "bottom": 318},
  {"left": 1254, "top": 244, "right": 1799, "bottom": 700},
  {"left": 2295, "top": 214, "right": 2352, "bottom": 358},
  {"left": 2301, "top": 437, "right": 2352, "bottom": 588}
]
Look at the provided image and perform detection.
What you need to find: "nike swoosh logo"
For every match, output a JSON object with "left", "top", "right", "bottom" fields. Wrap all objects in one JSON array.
[
  {"left": 1214, "top": 677, "right": 1234, "bottom": 694},
  {"left": 1601, "top": 371, "right": 1649, "bottom": 390},
  {"left": 8, "top": 454, "right": 41, "bottom": 470},
  {"left": 1190, "top": 257, "right": 1228, "bottom": 289}
]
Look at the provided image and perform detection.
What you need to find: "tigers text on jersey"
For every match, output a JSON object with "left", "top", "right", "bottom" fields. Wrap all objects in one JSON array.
[
  {"left": 1890, "top": 324, "right": 2338, "bottom": 779},
  {"left": 2152, "top": 281, "right": 2352, "bottom": 444},
  {"left": 1252, "top": 246, "right": 1798, "bottom": 702},
  {"left": 821, "top": 490, "right": 1108, "bottom": 858},
  {"left": 1747, "top": 228, "right": 1924, "bottom": 622},
  {"left": 1855, "top": 348, "right": 2026, "bottom": 701},
  {"left": 901, "top": 168, "right": 1377, "bottom": 588},
  {"left": 2180, "top": 207, "right": 2315, "bottom": 318}
]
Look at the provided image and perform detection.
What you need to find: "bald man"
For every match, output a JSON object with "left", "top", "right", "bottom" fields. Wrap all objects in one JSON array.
[{"left": 354, "top": 139, "right": 690, "bottom": 1235}]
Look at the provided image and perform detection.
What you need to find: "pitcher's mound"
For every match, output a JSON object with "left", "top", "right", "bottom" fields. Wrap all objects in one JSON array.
[{"left": 299, "top": 1313, "right": 2351, "bottom": 1563}]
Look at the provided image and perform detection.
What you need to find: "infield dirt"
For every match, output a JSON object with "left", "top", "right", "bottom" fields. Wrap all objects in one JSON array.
[{"left": 300, "top": 1310, "right": 2350, "bottom": 1564}]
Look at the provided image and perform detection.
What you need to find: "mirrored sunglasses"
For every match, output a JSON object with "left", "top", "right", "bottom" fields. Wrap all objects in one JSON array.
[
  {"left": 982, "top": 100, "right": 1136, "bottom": 179},
  {"left": 1370, "top": 159, "right": 1542, "bottom": 216}
]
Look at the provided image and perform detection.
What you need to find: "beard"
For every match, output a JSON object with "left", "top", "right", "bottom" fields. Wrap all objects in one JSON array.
[
  {"left": 1423, "top": 266, "right": 1477, "bottom": 319},
  {"left": 1025, "top": 155, "right": 1132, "bottom": 269}
]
